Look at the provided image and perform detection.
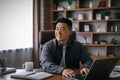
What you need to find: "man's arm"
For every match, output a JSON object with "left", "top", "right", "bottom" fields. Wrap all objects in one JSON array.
[
  {"left": 80, "top": 45, "right": 93, "bottom": 68},
  {"left": 40, "top": 44, "right": 64, "bottom": 74},
  {"left": 78, "top": 45, "right": 93, "bottom": 75}
]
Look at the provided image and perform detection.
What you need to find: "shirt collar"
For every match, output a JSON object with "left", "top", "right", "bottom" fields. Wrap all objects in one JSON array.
[{"left": 55, "top": 39, "right": 73, "bottom": 47}]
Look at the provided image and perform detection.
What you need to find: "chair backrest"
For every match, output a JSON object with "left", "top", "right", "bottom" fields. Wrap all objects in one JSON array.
[
  {"left": 39, "top": 30, "right": 55, "bottom": 45},
  {"left": 39, "top": 30, "right": 76, "bottom": 46}
]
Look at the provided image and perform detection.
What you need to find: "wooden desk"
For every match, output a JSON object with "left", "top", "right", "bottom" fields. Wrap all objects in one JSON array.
[{"left": 0, "top": 68, "right": 120, "bottom": 80}]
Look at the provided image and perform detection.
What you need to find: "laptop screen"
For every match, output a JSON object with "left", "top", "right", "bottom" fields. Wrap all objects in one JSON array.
[{"left": 0, "top": 58, "right": 6, "bottom": 68}]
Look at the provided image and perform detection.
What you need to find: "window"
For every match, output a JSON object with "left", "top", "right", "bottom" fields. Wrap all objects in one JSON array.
[{"left": 0, "top": 0, "right": 33, "bottom": 50}]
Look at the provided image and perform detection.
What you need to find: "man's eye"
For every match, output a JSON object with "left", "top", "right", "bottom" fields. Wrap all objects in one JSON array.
[
  {"left": 55, "top": 28, "right": 59, "bottom": 30},
  {"left": 61, "top": 28, "right": 65, "bottom": 31}
]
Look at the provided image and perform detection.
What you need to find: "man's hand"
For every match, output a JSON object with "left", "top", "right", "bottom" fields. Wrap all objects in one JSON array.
[
  {"left": 62, "top": 69, "right": 76, "bottom": 77},
  {"left": 80, "top": 67, "right": 89, "bottom": 75}
]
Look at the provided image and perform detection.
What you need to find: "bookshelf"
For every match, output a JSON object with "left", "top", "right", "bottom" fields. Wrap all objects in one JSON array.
[{"left": 51, "top": 0, "right": 120, "bottom": 57}]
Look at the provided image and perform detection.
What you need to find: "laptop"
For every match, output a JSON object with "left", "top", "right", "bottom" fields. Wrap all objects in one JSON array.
[
  {"left": 71, "top": 57, "right": 119, "bottom": 80},
  {"left": 0, "top": 67, "right": 16, "bottom": 74},
  {"left": 0, "top": 58, "right": 16, "bottom": 75}
]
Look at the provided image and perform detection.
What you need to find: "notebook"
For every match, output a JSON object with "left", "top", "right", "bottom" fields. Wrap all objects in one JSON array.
[
  {"left": 11, "top": 71, "right": 53, "bottom": 80},
  {"left": 68, "top": 57, "right": 119, "bottom": 80}
]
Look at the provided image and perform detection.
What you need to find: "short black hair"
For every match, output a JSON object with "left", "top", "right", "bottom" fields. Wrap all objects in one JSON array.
[{"left": 55, "top": 18, "right": 72, "bottom": 30}]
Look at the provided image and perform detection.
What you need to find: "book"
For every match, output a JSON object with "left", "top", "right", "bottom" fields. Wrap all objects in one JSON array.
[
  {"left": 113, "top": 65, "right": 120, "bottom": 72},
  {"left": 11, "top": 71, "right": 53, "bottom": 80},
  {"left": 109, "top": 71, "right": 120, "bottom": 78},
  {"left": 109, "top": 66, "right": 120, "bottom": 78},
  {"left": 98, "top": 0, "right": 107, "bottom": 7}
]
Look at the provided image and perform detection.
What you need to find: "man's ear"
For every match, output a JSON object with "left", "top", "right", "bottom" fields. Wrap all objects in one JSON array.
[{"left": 69, "top": 30, "right": 72, "bottom": 35}]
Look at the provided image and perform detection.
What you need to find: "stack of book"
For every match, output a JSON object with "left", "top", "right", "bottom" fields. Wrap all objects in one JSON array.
[{"left": 110, "top": 66, "right": 120, "bottom": 78}]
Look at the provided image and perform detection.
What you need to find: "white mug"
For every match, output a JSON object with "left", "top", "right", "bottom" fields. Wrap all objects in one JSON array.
[{"left": 22, "top": 62, "right": 34, "bottom": 71}]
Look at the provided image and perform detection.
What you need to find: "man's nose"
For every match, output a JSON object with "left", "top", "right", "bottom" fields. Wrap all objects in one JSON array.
[{"left": 57, "top": 29, "right": 62, "bottom": 33}]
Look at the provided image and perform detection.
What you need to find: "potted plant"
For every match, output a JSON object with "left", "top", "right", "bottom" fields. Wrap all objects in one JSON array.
[
  {"left": 111, "top": 38, "right": 117, "bottom": 44},
  {"left": 67, "top": 0, "right": 73, "bottom": 9},
  {"left": 103, "top": 10, "right": 111, "bottom": 20},
  {"left": 82, "top": 35, "right": 87, "bottom": 44},
  {"left": 100, "top": 40, "right": 107, "bottom": 45}
]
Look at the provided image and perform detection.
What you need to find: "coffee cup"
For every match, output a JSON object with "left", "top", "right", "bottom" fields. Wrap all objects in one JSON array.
[{"left": 22, "top": 62, "right": 33, "bottom": 71}]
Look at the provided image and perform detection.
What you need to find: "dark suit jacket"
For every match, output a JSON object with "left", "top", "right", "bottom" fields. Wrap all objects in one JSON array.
[{"left": 40, "top": 39, "right": 93, "bottom": 74}]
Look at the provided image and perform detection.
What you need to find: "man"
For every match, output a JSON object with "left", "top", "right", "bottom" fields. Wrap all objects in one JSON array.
[{"left": 40, "top": 18, "right": 93, "bottom": 77}]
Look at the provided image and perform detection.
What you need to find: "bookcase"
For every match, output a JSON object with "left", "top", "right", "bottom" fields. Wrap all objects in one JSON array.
[{"left": 51, "top": 0, "right": 120, "bottom": 57}]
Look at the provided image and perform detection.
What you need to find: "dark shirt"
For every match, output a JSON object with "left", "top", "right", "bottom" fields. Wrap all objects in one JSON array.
[{"left": 40, "top": 38, "right": 93, "bottom": 74}]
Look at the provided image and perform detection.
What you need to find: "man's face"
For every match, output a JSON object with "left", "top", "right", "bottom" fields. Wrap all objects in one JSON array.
[{"left": 55, "top": 22, "right": 72, "bottom": 43}]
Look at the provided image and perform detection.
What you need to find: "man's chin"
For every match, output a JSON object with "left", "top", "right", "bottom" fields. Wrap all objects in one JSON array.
[
  {"left": 57, "top": 39, "right": 62, "bottom": 41},
  {"left": 56, "top": 38, "right": 63, "bottom": 42}
]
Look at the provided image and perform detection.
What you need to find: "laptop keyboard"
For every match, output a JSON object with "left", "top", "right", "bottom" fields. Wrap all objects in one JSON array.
[
  {"left": 67, "top": 74, "right": 85, "bottom": 80},
  {"left": 75, "top": 74, "right": 86, "bottom": 80}
]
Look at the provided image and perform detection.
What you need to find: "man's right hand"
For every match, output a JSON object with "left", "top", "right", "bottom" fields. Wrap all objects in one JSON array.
[{"left": 62, "top": 69, "right": 76, "bottom": 77}]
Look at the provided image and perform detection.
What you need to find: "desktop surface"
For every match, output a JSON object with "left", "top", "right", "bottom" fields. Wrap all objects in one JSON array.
[{"left": 0, "top": 68, "right": 120, "bottom": 80}]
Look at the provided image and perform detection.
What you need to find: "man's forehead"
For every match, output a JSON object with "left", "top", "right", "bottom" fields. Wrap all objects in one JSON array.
[
  {"left": 56, "top": 22, "right": 67, "bottom": 28},
  {"left": 57, "top": 22, "right": 66, "bottom": 25}
]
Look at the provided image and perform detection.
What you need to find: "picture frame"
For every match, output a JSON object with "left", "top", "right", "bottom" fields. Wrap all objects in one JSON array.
[
  {"left": 77, "top": 13, "right": 84, "bottom": 20},
  {"left": 84, "top": 25, "right": 90, "bottom": 32},
  {"left": 57, "top": 12, "right": 64, "bottom": 20},
  {"left": 96, "top": 14, "right": 102, "bottom": 20},
  {"left": 98, "top": 0, "right": 107, "bottom": 7}
]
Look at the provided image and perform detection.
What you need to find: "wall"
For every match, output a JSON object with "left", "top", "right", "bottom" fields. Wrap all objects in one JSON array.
[{"left": 0, "top": 0, "right": 33, "bottom": 50}]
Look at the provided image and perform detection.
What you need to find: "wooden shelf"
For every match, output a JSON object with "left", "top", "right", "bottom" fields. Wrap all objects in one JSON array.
[
  {"left": 93, "top": 6, "right": 120, "bottom": 10},
  {"left": 52, "top": 6, "right": 120, "bottom": 11},
  {"left": 93, "top": 32, "right": 120, "bottom": 34},
  {"left": 52, "top": 10, "right": 65, "bottom": 12},
  {"left": 73, "top": 20, "right": 106, "bottom": 22},
  {"left": 83, "top": 44, "right": 120, "bottom": 47},
  {"left": 66, "top": 8, "right": 92, "bottom": 11},
  {"left": 76, "top": 32, "right": 120, "bottom": 34},
  {"left": 76, "top": 32, "right": 92, "bottom": 34},
  {"left": 53, "top": 19, "right": 120, "bottom": 22},
  {"left": 107, "top": 19, "right": 120, "bottom": 21}
]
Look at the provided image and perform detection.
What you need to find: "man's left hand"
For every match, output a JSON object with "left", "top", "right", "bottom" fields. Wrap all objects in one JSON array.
[{"left": 80, "top": 67, "right": 89, "bottom": 75}]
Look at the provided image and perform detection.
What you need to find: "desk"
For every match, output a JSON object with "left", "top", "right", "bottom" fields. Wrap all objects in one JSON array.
[{"left": 0, "top": 68, "right": 120, "bottom": 80}]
